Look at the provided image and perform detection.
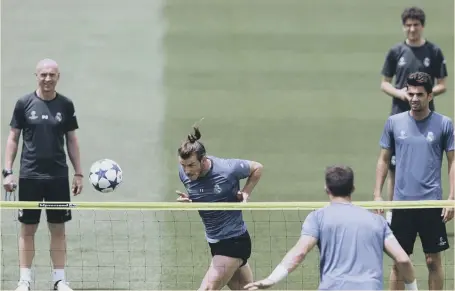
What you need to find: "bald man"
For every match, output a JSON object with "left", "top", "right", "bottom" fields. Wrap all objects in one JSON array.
[{"left": 3, "top": 59, "right": 82, "bottom": 291}]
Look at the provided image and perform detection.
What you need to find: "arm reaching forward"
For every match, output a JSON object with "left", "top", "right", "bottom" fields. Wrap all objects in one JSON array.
[{"left": 244, "top": 235, "right": 317, "bottom": 290}]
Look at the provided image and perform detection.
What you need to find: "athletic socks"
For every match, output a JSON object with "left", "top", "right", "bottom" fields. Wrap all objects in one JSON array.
[
  {"left": 52, "top": 269, "right": 65, "bottom": 284},
  {"left": 19, "top": 268, "right": 67, "bottom": 289},
  {"left": 20, "top": 268, "right": 32, "bottom": 282}
]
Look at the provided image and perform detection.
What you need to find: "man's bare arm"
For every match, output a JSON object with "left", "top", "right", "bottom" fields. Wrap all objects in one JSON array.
[
  {"left": 432, "top": 78, "right": 446, "bottom": 97},
  {"left": 240, "top": 161, "right": 263, "bottom": 196},
  {"left": 4, "top": 128, "right": 21, "bottom": 170},
  {"left": 380, "top": 77, "right": 407, "bottom": 100},
  {"left": 384, "top": 235, "right": 417, "bottom": 289},
  {"left": 447, "top": 150, "right": 454, "bottom": 200},
  {"left": 244, "top": 235, "right": 318, "bottom": 290},
  {"left": 374, "top": 148, "right": 392, "bottom": 199},
  {"left": 266, "top": 235, "right": 318, "bottom": 283},
  {"left": 66, "top": 131, "right": 83, "bottom": 175}
]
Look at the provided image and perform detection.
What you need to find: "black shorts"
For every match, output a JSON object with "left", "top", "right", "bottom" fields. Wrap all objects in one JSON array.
[
  {"left": 18, "top": 178, "right": 72, "bottom": 224},
  {"left": 390, "top": 208, "right": 449, "bottom": 255},
  {"left": 208, "top": 230, "right": 252, "bottom": 267}
]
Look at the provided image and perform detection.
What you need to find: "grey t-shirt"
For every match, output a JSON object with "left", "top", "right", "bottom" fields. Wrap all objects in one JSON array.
[
  {"left": 380, "top": 111, "right": 454, "bottom": 200},
  {"left": 302, "top": 202, "right": 393, "bottom": 290},
  {"left": 10, "top": 92, "right": 79, "bottom": 179},
  {"left": 179, "top": 156, "right": 251, "bottom": 241}
]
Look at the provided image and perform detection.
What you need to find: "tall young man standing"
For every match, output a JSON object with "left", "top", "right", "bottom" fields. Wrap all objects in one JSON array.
[
  {"left": 379, "top": 6, "right": 448, "bottom": 212},
  {"left": 374, "top": 72, "right": 454, "bottom": 290}
]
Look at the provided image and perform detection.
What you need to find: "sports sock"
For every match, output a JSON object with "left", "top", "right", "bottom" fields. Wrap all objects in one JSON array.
[
  {"left": 20, "top": 268, "right": 32, "bottom": 282},
  {"left": 52, "top": 269, "right": 65, "bottom": 283}
]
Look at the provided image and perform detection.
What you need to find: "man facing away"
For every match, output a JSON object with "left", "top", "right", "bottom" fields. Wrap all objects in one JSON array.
[{"left": 246, "top": 165, "right": 417, "bottom": 290}]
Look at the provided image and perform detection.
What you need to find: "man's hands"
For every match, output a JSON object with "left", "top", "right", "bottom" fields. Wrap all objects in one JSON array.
[
  {"left": 237, "top": 191, "right": 249, "bottom": 203},
  {"left": 176, "top": 190, "right": 192, "bottom": 202},
  {"left": 399, "top": 87, "right": 412, "bottom": 103},
  {"left": 4, "top": 174, "right": 83, "bottom": 197},
  {"left": 373, "top": 195, "right": 384, "bottom": 214},
  {"left": 72, "top": 174, "right": 83, "bottom": 195},
  {"left": 176, "top": 190, "right": 250, "bottom": 203},
  {"left": 441, "top": 204, "right": 454, "bottom": 223},
  {"left": 244, "top": 279, "right": 275, "bottom": 290},
  {"left": 3, "top": 174, "right": 17, "bottom": 193},
  {"left": 374, "top": 195, "right": 454, "bottom": 223}
]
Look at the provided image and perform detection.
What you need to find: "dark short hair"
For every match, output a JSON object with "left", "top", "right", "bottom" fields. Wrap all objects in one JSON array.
[
  {"left": 325, "top": 165, "right": 354, "bottom": 197},
  {"left": 401, "top": 7, "right": 426, "bottom": 26},
  {"left": 177, "top": 126, "right": 206, "bottom": 161},
  {"left": 406, "top": 72, "right": 433, "bottom": 94}
]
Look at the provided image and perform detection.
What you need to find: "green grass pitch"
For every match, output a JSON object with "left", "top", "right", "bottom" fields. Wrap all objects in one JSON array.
[{"left": 1, "top": 0, "right": 453, "bottom": 290}]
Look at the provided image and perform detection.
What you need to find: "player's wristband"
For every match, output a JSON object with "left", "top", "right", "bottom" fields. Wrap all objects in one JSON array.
[
  {"left": 267, "top": 264, "right": 288, "bottom": 284},
  {"left": 404, "top": 279, "right": 417, "bottom": 290},
  {"left": 2, "top": 169, "right": 13, "bottom": 178},
  {"left": 74, "top": 173, "right": 84, "bottom": 178}
]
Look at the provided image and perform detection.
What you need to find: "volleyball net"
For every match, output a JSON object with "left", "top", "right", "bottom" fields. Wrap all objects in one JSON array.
[{"left": 1, "top": 200, "right": 454, "bottom": 291}]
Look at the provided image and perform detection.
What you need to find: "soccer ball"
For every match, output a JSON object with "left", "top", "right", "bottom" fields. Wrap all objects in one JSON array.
[{"left": 89, "top": 159, "right": 123, "bottom": 193}]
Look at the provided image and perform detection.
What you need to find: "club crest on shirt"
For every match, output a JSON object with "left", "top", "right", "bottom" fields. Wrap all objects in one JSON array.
[
  {"left": 426, "top": 132, "right": 434, "bottom": 142},
  {"left": 29, "top": 111, "right": 38, "bottom": 120},
  {"left": 398, "top": 130, "right": 407, "bottom": 139},
  {"left": 55, "top": 112, "right": 62, "bottom": 122},
  {"left": 423, "top": 57, "right": 430, "bottom": 67},
  {"left": 214, "top": 184, "right": 222, "bottom": 194}
]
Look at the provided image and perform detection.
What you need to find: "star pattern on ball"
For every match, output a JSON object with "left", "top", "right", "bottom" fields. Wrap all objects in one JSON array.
[
  {"left": 89, "top": 159, "right": 123, "bottom": 193},
  {"left": 111, "top": 163, "right": 122, "bottom": 173},
  {"left": 95, "top": 169, "right": 109, "bottom": 180},
  {"left": 111, "top": 181, "right": 119, "bottom": 190}
]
